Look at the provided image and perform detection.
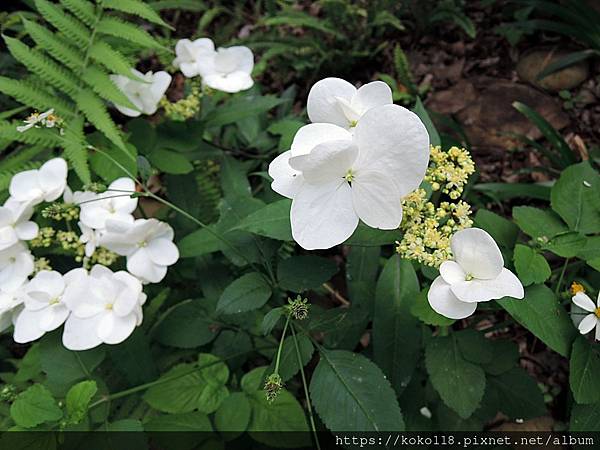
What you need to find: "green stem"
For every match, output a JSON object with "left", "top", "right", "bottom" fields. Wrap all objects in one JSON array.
[
  {"left": 274, "top": 314, "right": 291, "bottom": 375},
  {"left": 555, "top": 258, "right": 570, "bottom": 295},
  {"left": 291, "top": 323, "right": 320, "bottom": 450}
]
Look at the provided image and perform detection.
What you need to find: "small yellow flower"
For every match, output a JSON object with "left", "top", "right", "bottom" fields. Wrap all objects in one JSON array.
[{"left": 571, "top": 282, "right": 585, "bottom": 295}]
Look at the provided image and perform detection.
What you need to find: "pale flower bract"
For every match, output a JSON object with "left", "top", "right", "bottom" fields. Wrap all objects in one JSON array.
[
  {"left": 0, "top": 243, "right": 34, "bottom": 293},
  {"left": 9, "top": 157, "right": 68, "bottom": 205},
  {"left": 78, "top": 177, "right": 138, "bottom": 231},
  {"left": 0, "top": 198, "right": 39, "bottom": 251},
  {"left": 428, "top": 228, "right": 525, "bottom": 319},
  {"left": 572, "top": 291, "right": 600, "bottom": 340},
  {"left": 110, "top": 69, "right": 172, "bottom": 117},
  {"left": 173, "top": 38, "right": 215, "bottom": 78}
]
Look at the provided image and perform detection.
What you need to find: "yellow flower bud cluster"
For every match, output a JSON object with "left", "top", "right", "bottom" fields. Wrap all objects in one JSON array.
[
  {"left": 29, "top": 227, "right": 56, "bottom": 248},
  {"left": 425, "top": 145, "right": 475, "bottom": 200},
  {"left": 87, "top": 247, "right": 119, "bottom": 268},
  {"left": 396, "top": 145, "right": 475, "bottom": 267},
  {"left": 56, "top": 231, "right": 85, "bottom": 260},
  {"left": 34, "top": 257, "right": 52, "bottom": 273},
  {"left": 41, "top": 203, "right": 79, "bottom": 221},
  {"left": 160, "top": 82, "right": 201, "bottom": 121}
]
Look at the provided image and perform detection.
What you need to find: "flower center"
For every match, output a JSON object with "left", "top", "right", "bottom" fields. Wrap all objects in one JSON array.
[
  {"left": 105, "top": 303, "right": 114, "bottom": 311},
  {"left": 595, "top": 307, "right": 600, "bottom": 319},
  {"left": 138, "top": 240, "right": 148, "bottom": 248},
  {"left": 344, "top": 169, "right": 355, "bottom": 183},
  {"left": 8, "top": 257, "right": 16, "bottom": 264},
  {"left": 465, "top": 273, "right": 474, "bottom": 281},
  {"left": 49, "top": 297, "right": 60, "bottom": 305},
  {"left": 349, "top": 120, "right": 358, "bottom": 128}
]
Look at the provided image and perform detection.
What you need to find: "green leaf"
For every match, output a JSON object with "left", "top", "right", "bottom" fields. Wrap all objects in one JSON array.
[
  {"left": 107, "top": 329, "right": 157, "bottom": 384},
  {"left": 0, "top": 76, "right": 72, "bottom": 117},
  {"left": 346, "top": 245, "right": 380, "bottom": 311},
  {"left": 499, "top": 284, "right": 576, "bottom": 357},
  {"left": 10, "top": 384, "right": 62, "bottom": 428},
  {"left": 486, "top": 368, "right": 546, "bottom": 419},
  {"left": 214, "top": 392, "right": 251, "bottom": 434},
  {"left": 571, "top": 402, "right": 600, "bottom": 431},
  {"left": 148, "top": 148, "right": 194, "bottom": 174},
  {"left": 425, "top": 335, "right": 486, "bottom": 419},
  {"left": 23, "top": 19, "right": 83, "bottom": 71},
  {"left": 75, "top": 89, "right": 127, "bottom": 151},
  {"left": 310, "top": 350, "right": 405, "bottom": 431},
  {"left": 144, "top": 354, "right": 229, "bottom": 414},
  {"left": 412, "top": 97, "right": 441, "bottom": 147},
  {"left": 241, "top": 367, "right": 309, "bottom": 448},
  {"left": 373, "top": 255, "right": 421, "bottom": 395},
  {"left": 542, "top": 231, "right": 587, "bottom": 258},
  {"left": 35, "top": 0, "right": 90, "bottom": 47},
  {"left": 570, "top": 336, "right": 600, "bottom": 404},
  {"left": 154, "top": 299, "right": 217, "bottom": 348},
  {"left": 82, "top": 65, "right": 139, "bottom": 111},
  {"left": 473, "top": 182, "right": 551, "bottom": 201},
  {"left": 261, "top": 307, "right": 284, "bottom": 336},
  {"left": 217, "top": 273, "right": 272, "bottom": 315},
  {"left": 178, "top": 226, "right": 221, "bottom": 258},
  {"left": 513, "top": 244, "right": 551, "bottom": 286},
  {"left": 277, "top": 255, "right": 338, "bottom": 293},
  {"left": 482, "top": 339, "right": 519, "bottom": 375},
  {"left": 267, "top": 334, "right": 313, "bottom": 382},
  {"left": 233, "top": 199, "right": 292, "bottom": 240},
  {"left": 204, "top": 95, "right": 285, "bottom": 128},
  {"left": 144, "top": 411, "right": 212, "bottom": 431},
  {"left": 96, "top": 16, "right": 164, "bottom": 49},
  {"left": 512, "top": 206, "right": 568, "bottom": 240},
  {"left": 60, "top": 0, "right": 95, "bottom": 26},
  {"left": 551, "top": 162, "right": 600, "bottom": 234},
  {"left": 103, "top": 0, "right": 173, "bottom": 28},
  {"left": 66, "top": 380, "right": 97, "bottom": 424},
  {"left": 410, "top": 288, "right": 455, "bottom": 326},
  {"left": 474, "top": 210, "right": 519, "bottom": 249},
  {"left": 89, "top": 42, "right": 139, "bottom": 80},
  {"left": 62, "top": 116, "right": 91, "bottom": 184},
  {"left": 220, "top": 155, "right": 251, "bottom": 200},
  {"left": 345, "top": 223, "right": 399, "bottom": 246},
  {"left": 455, "top": 329, "right": 493, "bottom": 365}
]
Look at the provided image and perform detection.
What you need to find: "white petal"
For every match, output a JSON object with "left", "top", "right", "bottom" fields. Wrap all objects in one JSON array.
[
  {"left": 439, "top": 261, "right": 467, "bottom": 285},
  {"left": 96, "top": 312, "right": 137, "bottom": 345},
  {"left": 573, "top": 292, "right": 597, "bottom": 312},
  {"left": 108, "top": 178, "right": 138, "bottom": 213},
  {"left": 149, "top": 71, "right": 172, "bottom": 101},
  {"left": 351, "top": 171, "right": 402, "bottom": 229},
  {"left": 38, "top": 158, "right": 67, "bottom": 201},
  {"left": 30, "top": 270, "right": 64, "bottom": 299},
  {"left": 268, "top": 151, "right": 304, "bottom": 199},
  {"left": 114, "top": 103, "right": 142, "bottom": 117},
  {"left": 290, "top": 123, "right": 352, "bottom": 157},
  {"left": 353, "top": 104, "right": 429, "bottom": 197},
  {"left": 427, "top": 276, "right": 476, "bottom": 319},
  {"left": 38, "top": 304, "right": 69, "bottom": 331},
  {"left": 62, "top": 315, "right": 103, "bottom": 351},
  {"left": 450, "top": 268, "right": 525, "bottom": 303},
  {"left": 0, "top": 207, "right": 12, "bottom": 227},
  {"left": 289, "top": 140, "right": 358, "bottom": 184},
  {"left": 203, "top": 71, "right": 253, "bottom": 93},
  {"left": 450, "top": 228, "right": 504, "bottom": 280},
  {"left": 225, "top": 46, "right": 254, "bottom": 74},
  {"left": 578, "top": 314, "right": 598, "bottom": 335},
  {"left": 0, "top": 227, "right": 19, "bottom": 252},
  {"left": 9, "top": 170, "right": 42, "bottom": 203},
  {"left": 13, "top": 309, "right": 45, "bottom": 343},
  {"left": 14, "top": 221, "right": 38, "bottom": 241},
  {"left": 147, "top": 238, "right": 179, "bottom": 266},
  {"left": 178, "top": 61, "right": 200, "bottom": 78},
  {"left": 80, "top": 205, "right": 112, "bottom": 230},
  {"left": 291, "top": 180, "right": 358, "bottom": 250},
  {"left": 307, "top": 77, "right": 357, "bottom": 127},
  {"left": 351, "top": 81, "right": 393, "bottom": 116},
  {"left": 127, "top": 248, "right": 167, "bottom": 283}
]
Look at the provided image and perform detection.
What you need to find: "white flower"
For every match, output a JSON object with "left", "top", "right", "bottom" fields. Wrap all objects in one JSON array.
[
  {"left": 110, "top": 69, "right": 172, "bottom": 117},
  {"left": 78, "top": 222, "right": 101, "bottom": 258},
  {"left": 62, "top": 265, "right": 146, "bottom": 350},
  {"left": 79, "top": 178, "right": 138, "bottom": 230},
  {"left": 0, "top": 198, "right": 38, "bottom": 251},
  {"left": 268, "top": 104, "right": 429, "bottom": 250},
  {"left": 0, "top": 289, "right": 23, "bottom": 333},
  {"left": 9, "top": 158, "right": 68, "bottom": 205},
  {"left": 100, "top": 218, "right": 179, "bottom": 283},
  {"left": 183, "top": 37, "right": 253, "bottom": 93},
  {"left": 173, "top": 38, "right": 215, "bottom": 78},
  {"left": 0, "top": 243, "right": 34, "bottom": 293},
  {"left": 63, "top": 186, "right": 95, "bottom": 205},
  {"left": 307, "top": 77, "right": 392, "bottom": 129},
  {"left": 572, "top": 291, "right": 600, "bottom": 340},
  {"left": 16, "top": 109, "right": 54, "bottom": 133},
  {"left": 13, "top": 269, "right": 86, "bottom": 343},
  {"left": 428, "top": 228, "right": 524, "bottom": 319}
]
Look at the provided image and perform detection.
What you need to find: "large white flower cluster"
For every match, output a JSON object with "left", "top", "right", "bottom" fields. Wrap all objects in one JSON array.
[
  {"left": 268, "top": 77, "right": 430, "bottom": 250},
  {"left": 0, "top": 158, "right": 179, "bottom": 350}
]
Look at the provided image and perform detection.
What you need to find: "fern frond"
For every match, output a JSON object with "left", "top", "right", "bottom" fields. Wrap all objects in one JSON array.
[
  {"left": 0, "top": 76, "right": 72, "bottom": 117},
  {"left": 75, "top": 89, "right": 126, "bottom": 151},
  {"left": 82, "top": 66, "right": 138, "bottom": 111},
  {"left": 0, "top": 144, "right": 47, "bottom": 173},
  {"left": 60, "top": 0, "right": 96, "bottom": 26},
  {"left": 61, "top": 116, "right": 91, "bottom": 184},
  {"left": 35, "top": 0, "right": 90, "bottom": 48},
  {"left": 4, "top": 36, "right": 79, "bottom": 97},
  {"left": 96, "top": 17, "right": 165, "bottom": 49},
  {"left": 0, "top": 121, "right": 63, "bottom": 147},
  {"left": 103, "top": 0, "right": 173, "bottom": 29},
  {"left": 195, "top": 166, "right": 221, "bottom": 223},
  {"left": 0, "top": 161, "right": 43, "bottom": 192},
  {"left": 23, "top": 19, "right": 84, "bottom": 72},
  {"left": 88, "top": 41, "right": 140, "bottom": 79}
]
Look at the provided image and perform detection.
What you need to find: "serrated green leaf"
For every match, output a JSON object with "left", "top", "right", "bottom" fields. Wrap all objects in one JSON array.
[
  {"left": 82, "top": 65, "right": 138, "bottom": 111},
  {"left": 486, "top": 368, "right": 546, "bottom": 419},
  {"left": 75, "top": 88, "right": 126, "bottom": 151},
  {"left": 277, "top": 255, "right": 338, "bottom": 293},
  {"left": 10, "top": 384, "right": 62, "bottom": 428},
  {"left": 66, "top": 380, "right": 97, "bottom": 424},
  {"left": 89, "top": 42, "right": 139, "bottom": 80},
  {"left": 0, "top": 76, "right": 72, "bottom": 117},
  {"left": 104, "top": 0, "right": 173, "bottom": 28},
  {"left": 60, "top": 0, "right": 96, "bottom": 26},
  {"left": 35, "top": 0, "right": 90, "bottom": 47},
  {"left": 570, "top": 336, "right": 600, "bottom": 404},
  {"left": 96, "top": 16, "right": 165, "bottom": 49},
  {"left": 23, "top": 19, "right": 83, "bottom": 71},
  {"left": 233, "top": 199, "right": 292, "bottom": 240},
  {"left": 512, "top": 206, "right": 568, "bottom": 240},
  {"left": 513, "top": 244, "right": 551, "bottom": 286},
  {"left": 62, "top": 116, "right": 91, "bottom": 184},
  {"left": 214, "top": 392, "right": 250, "bottom": 435},
  {"left": 217, "top": 273, "right": 272, "bottom": 314},
  {"left": 154, "top": 299, "right": 217, "bottom": 348}
]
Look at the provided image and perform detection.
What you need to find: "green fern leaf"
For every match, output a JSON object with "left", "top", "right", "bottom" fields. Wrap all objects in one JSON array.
[
  {"left": 0, "top": 144, "right": 47, "bottom": 173},
  {"left": 195, "top": 166, "right": 221, "bottom": 223},
  {"left": 0, "top": 161, "right": 43, "bottom": 192},
  {"left": 75, "top": 89, "right": 127, "bottom": 152},
  {"left": 60, "top": 0, "right": 96, "bottom": 26},
  {"left": 0, "top": 120, "right": 63, "bottom": 147},
  {"left": 4, "top": 36, "right": 79, "bottom": 97},
  {"left": 23, "top": 19, "right": 84, "bottom": 71},
  {"left": 0, "top": 76, "right": 72, "bottom": 117},
  {"left": 88, "top": 42, "right": 141, "bottom": 80},
  {"left": 61, "top": 116, "right": 91, "bottom": 184},
  {"left": 96, "top": 16, "right": 165, "bottom": 49},
  {"left": 82, "top": 65, "right": 138, "bottom": 111},
  {"left": 103, "top": 0, "right": 173, "bottom": 29},
  {"left": 35, "top": 0, "right": 90, "bottom": 48}
]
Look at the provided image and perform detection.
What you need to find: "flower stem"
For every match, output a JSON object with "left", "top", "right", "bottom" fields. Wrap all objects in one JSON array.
[
  {"left": 555, "top": 258, "right": 570, "bottom": 295},
  {"left": 274, "top": 314, "right": 291, "bottom": 375},
  {"left": 291, "top": 323, "right": 321, "bottom": 450}
]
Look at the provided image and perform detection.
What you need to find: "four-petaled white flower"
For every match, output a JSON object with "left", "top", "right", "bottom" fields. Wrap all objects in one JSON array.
[
  {"left": 428, "top": 228, "right": 524, "bottom": 319},
  {"left": 110, "top": 69, "right": 172, "bottom": 117},
  {"left": 173, "top": 38, "right": 215, "bottom": 78},
  {"left": 100, "top": 219, "right": 179, "bottom": 283},
  {"left": 13, "top": 269, "right": 86, "bottom": 343},
  {"left": 307, "top": 77, "right": 393, "bottom": 129},
  {"left": 78, "top": 222, "right": 101, "bottom": 258},
  {"left": 268, "top": 104, "right": 429, "bottom": 249},
  {"left": 62, "top": 265, "right": 146, "bottom": 350},
  {"left": 79, "top": 178, "right": 138, "bottom": 230},
  {"left": 16, "top": 108, "right": 55, "bottom": 133},
  {"left": 0, "top": 243, "right": 34, "bottom": 293},
  {"left": 9, "top": 158, "right": 68, "bottom": 205},
  {"left": 572, "top": 291, "right": 600, "bottom": 340},
  {"left": 0, "top": 198, "right": 38, "bottom": 251}
]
